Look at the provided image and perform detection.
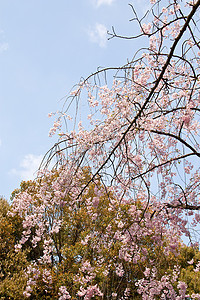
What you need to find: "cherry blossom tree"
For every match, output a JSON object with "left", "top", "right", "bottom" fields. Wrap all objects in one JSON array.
[{"left": 10, "top": 0, "right": 200, "bottom": 298}]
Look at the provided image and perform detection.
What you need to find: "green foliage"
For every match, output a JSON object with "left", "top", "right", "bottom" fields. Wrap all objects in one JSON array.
[
  {"left": 0, "top": 197, "right": 28, "bottom": 299},
  {"left": 0, "top": 251, "right": 28, "bottom": 299},
  {"left": 179, "top": 245, "right": 200, "bottom": 294},
  {"left": 2, "top": 172, "right": 200, "bottom": 299}
]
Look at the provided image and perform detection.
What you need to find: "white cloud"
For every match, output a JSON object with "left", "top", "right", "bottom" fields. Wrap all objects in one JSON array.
[
  {"left": 0, "top": 42, "right": 8, "bottom": 53},
  {"left": 88, "top": 23, "right": 107, "bottom": 48},
  {"left": 0, "top": 139, "right": 2, "bottom": 147},
  {"left": 10, "top": 154, "right": 43, "bottom": 181},
  {"left": 94, "top": 0, "right": 115, "bottom": 7},
  {"left": 0, "top": 30, "right": 8, "bottom": 53}
]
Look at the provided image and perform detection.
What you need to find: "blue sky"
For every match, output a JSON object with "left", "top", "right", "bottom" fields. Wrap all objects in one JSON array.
[{"left": 0, "top": 0, "right": 149, "bottom": 199}]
